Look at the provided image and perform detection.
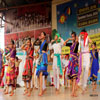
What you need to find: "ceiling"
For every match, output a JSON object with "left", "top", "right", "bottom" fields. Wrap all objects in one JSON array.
[{"left": 0, "top": 0, "right": 51, "bottom": 11}]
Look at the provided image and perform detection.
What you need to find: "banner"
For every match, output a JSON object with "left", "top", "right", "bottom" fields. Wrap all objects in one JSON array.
[
  {"left": 61, "top": 46, "right": 70, "bottom": 54},
  {"left": 77, "top": 3, "right": 99, "bottom": 28},
  {"left": 89, "top": 33, "right": 100, "bottom": 49},
  {"left": 57, "top": 0, "right": 100, "bottom": 40}
]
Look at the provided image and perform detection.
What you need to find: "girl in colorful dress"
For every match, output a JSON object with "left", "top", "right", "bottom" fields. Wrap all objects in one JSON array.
[
  {"left": 35, "top": 32, "right": 48, "bottom": 96},
  {"left": 64, "top": 32, "right": 79, "bottom": 97},
  {"left": 15, "top": 56, "right": 22, "bottom": 89},
  {"left": 90, "top": 42, "right": 99, "bottom": 94},
  {"left": 21, "top": 38, "right": 34, "bottom": 97},
  {"left": 49, "top": 33, "right": 64, "bottom": 94},
  {"left": 4, "top": 40, "right": 16, "bottom": 96}
]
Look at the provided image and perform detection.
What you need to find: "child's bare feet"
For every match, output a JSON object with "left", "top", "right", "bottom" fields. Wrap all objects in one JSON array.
[
  {"left": 27, "top": 92, "right": 31, "bottom": 97},
  {"left": 71, "top": 92, "right": 74, "bottom": 97},
  {"left": 73, "top": 93, "right": 78, "bottom": 97},
  {"left": 9, "top": 92, "right": 14, "bottom": 96},
  {"left": 38, "top": 92, "right": 43, "bottom": 96},
  {"left": 56, "top": 89, "right": 59, "bottom": 94},
  {"left": 43, "top": 88, "right": 46, "bottom": 94},
  {"left": 4, "top": 92, "right": 8, "bottom": 95},
  {"left": 23, "top": 91, "right": 28, "bottom": 95}
]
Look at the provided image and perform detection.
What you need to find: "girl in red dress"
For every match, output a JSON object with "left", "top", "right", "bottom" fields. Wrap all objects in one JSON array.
[{"left": 21, "top": 38, "right": 34, "bottom": 97}]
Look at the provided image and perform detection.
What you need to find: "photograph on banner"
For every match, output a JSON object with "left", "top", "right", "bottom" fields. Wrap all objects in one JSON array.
[{"left": 4, "top": 3, "right": 51, "bottom": 49}]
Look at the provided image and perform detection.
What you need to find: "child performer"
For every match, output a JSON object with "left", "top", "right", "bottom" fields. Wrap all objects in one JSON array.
[
  {"left": 32, "top": 53, "right": 39, "bottom": 89},
  {"left": 15, "top": 57, "right": 22, "bottom": 89},
  {"left": 4, "top": 40, "right": 16, "bottom": 96},
  {"left": 64, "top": 32, "right": 79, "bottom": 97},
  {"left": 90, "top": 42, "right": 99, "bottom": 94},
  {"left": 35, "top": 32, "right": 48, "bottom": 96},
  {"left": 49, "top": 33, "right": 64, "bottom": 94},
  {"left": 64, "top": 55, "right": 70, "bottom": 88},
  {"left": 78, "top": 29, "right": 92, "bottom": 94},
  {"left": 21, "top": 38, "right": 34, "bottom": 97}
]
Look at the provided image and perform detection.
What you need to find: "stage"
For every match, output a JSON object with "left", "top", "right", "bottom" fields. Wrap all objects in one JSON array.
[{"left": 0, "top": 86, "right": 100, "bottom": 100}]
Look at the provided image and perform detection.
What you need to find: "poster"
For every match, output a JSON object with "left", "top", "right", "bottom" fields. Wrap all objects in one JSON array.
[{"left": 57, "top": 0, "right": 100, "bottom": 41}]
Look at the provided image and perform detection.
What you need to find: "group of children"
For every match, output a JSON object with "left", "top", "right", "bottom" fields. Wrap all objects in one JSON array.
[{"left": 0, "top": 30, "right": 99, "bottom": 97}]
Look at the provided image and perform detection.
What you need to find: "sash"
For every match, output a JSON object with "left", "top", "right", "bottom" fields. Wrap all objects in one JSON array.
[
  {"left": 40, "top": 40, "right": 47, "bottom": 54},
  {"left": 54, "top": 54, "right": 63, "bottom": 75}
]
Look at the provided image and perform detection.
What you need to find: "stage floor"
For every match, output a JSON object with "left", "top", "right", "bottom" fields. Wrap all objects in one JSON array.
[{"left": 0, "top": 86, "right": 100, "bottom": 100}]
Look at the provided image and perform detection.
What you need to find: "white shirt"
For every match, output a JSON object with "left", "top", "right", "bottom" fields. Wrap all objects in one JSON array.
[
  {"left": 80, "top": 37, "right": 89, "bottom": 53},
  {"left": 49, "top": 38, "right": 64, "bottom": 54}
]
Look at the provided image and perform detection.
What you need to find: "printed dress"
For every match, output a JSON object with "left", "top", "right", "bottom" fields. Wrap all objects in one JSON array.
[
  {"left": 66, "top": 42, "right": 79, "bottom": 79},
  {"left": 36, "top": 40, "right": 48, "bottom": 77},
  {"left": 90, "top": 49, "right": 99, "bottom": 81},
  {"left": 22, "top": 47, "right": 34, "bottom": 82},
  {"left": 6, "top": 48, "right": 16, "bottom": 86}
]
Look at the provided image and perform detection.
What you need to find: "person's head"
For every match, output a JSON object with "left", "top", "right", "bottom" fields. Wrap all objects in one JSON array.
[
  {"left": 80, "top": 29, "right": 87, "bottom": 39},
  {"left": 54, "top": 35, "right": 58, "bottom": 41},
  {"left": 26, "top": 38, "right": 31, "bottom": 47},
  {"left": 54, "top": 33, "right": 61, "bottom": 42},
  {"left": 91, "top": 42, "right": 96, "bottom": 50},
  {"left": 65, "top": 54, "right": 69, "bottom": 60},
  {"left": 10, "top": 39, "right": 15, "bottom": 48},
  {"left": 15, "top": 56, "right": 19, "bottom": 61},
  {"left": 40, "top": 32, "right": 46, "bottom": 40},
  {"left": 61, "top": 55, "right": 64, "bottom": 59},
  {"left": 71, "top": 31, "right": 76, "bottom": 41}
]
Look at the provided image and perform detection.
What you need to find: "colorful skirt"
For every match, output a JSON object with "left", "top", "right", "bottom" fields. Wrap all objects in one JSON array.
[
  {"left": 67, "top": 54, "right": 78, "bottom": 79},
  {"left": 36, "top": 53, "right": 48, "bottom": 77},
  {"left": 6, "top": 66, "right": 15, "bottom": 86},
  {"left": 90, "top": 58, "right": 99, "bottom": 82},
  {"left": 22, "top": 58, "right": 33, "bottom": 82}
]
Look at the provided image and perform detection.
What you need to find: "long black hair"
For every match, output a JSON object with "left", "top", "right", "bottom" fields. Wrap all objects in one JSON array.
[
  {"left": 27, "top": 38, "right": 31, "bottom": 42},
  {"left": 42, "top": 32, "right": 46, "bottom": 36},
  {"left": 71, "top": 31, "right": 76, "bottom": 37},
  {"left": 92, "top": 42, "right": 96, "bottom": 47},
  {"left": 81, "top": 29, "right": 86, "bottom": 32},
  {"left": 11, "top": 39, "right": 15, "bottom": 45}
]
